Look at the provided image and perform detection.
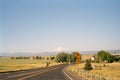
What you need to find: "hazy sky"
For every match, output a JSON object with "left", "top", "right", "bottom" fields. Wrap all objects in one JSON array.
[{"left": 0, "top": 0, "right": 120, "bottom": 53}]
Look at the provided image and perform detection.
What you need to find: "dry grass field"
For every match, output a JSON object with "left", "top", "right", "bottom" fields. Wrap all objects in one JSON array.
[
  {"left": 67, "top": 54, "right": 120, "bottom": 80},
  {"left": 0, "top": 57, "right": 60, "bottom": 72},
  {"left": 81, "top": 54, "right": 93, "bottom": 61}
]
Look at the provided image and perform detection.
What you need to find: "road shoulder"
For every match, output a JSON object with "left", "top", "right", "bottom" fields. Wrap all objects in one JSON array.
[{"left": 63, "top": 65, "right": 86, "bottom": 80}]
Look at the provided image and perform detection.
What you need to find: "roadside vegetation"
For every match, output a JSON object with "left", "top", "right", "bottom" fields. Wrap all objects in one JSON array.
[
  {"left": 67, "top": 62, "right": 120, "bottom": 80},
  {"left": 0, "top": 56, "right": 59, "bottom": 72},
  {"left": 66, "top": 50, "right": 120, "bottom": 80},
  {"left": 55, "top": 52, "right": 76, "bottom": 63},
  {"left": 84, "top": 59, "right": 93, "bottom": 70},
  {"left": 0, "top": 50, "right": 120, "bottom": 80},
  {"left": 0, "top": 51, "right": 77, "bottom": 72}
]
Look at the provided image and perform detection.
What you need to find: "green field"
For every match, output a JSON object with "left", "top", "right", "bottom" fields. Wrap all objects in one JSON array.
[{"left": 0, "top": 57, "right": 60, "bottom": 72}]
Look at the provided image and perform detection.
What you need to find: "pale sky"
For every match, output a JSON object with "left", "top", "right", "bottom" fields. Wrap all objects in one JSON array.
[{"left": 0, "top": 0, "right": 120, "bottom": 53}]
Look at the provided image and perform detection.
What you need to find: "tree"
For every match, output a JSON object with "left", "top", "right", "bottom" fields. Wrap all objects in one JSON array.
[
  {"left": 71, "top": 52, "right": 76, "bottom": 62},
  {"left": 84, "top": 59, "right": 93, "bottom": 70},
  {"left": 116, "top": 56, "right": 120, "bottom": 62},
  {"left": 36, "top": 56, "right": 39, "bottom": 60},
  {"left": 106, "top": 55, "right": 116, "bottom": 63},
  {"left": 55, "top": 52, "right": 81, "bottom": 63},
  {"left": 46, "top": 57, "right": 49, "bottom": 60},
  {"left": 97, "top": 50, "right": 116, "bottom": 63},
  {"left": 98, "top": 51, "right": 109, "bottom": 61},
  {"left": 55, "top": 52, "right": 67, "bottom": 63},
  {"left": 11, "top": 57, "right": 15, "bottom": 59},
  {"left": 50, "top": 56, "right": 55, "bottom": 61},
  {"left": 67, "top": 54, "right": 72, "bottom": 62},
  {"left": 38, "top": 56, "right": 42, "bottom": 60}
]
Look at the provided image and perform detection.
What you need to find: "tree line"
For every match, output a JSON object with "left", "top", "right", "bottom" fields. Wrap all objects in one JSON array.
[
  {"left": 55, "top": 52, "right": 80, "bottom": 63},
  {"left": 11, "top": 56, "right": 55, "bottom": 61},
  {"left": 10, "top": 52, "right": 79, "bottom": 63},
  {"left": 10, "top": 50, "right": 120, "bottom": 64}
]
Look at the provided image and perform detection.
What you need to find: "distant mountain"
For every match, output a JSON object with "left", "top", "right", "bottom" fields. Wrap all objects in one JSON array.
[
  {"left": 80, "top": 51, "right": 98, "bottom": 54},
  {"left": 107, "top": 50, "right": 120, "bottom": 54},
  {"left": 0, "top": 52, "right": 59, "bottom": 57},
  {"left": 0, "top": 50, "right": 120, "bottom": 57},
  {"left": 80, "top": 50, "right": 120, "bottom": 54},
  {"left": 0, "top": 52, "right": 33, "bottom": 57}
]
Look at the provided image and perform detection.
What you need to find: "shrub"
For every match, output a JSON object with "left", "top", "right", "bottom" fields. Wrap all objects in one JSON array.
[
  {"left": 46, "top": 62, "right": 50, "bottom": 67},
  {"left": 84, "top": 59, "right": 93, "bottom": 70}
]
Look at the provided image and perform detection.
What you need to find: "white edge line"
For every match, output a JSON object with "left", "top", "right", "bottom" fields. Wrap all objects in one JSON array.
[{"left": 63, "top": 67, "right": 73, "bottom": 80}]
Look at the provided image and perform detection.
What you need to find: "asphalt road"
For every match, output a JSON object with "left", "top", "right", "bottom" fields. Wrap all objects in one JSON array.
[{"left": 0, "top": 64, "right": 82, "bottom": 80}]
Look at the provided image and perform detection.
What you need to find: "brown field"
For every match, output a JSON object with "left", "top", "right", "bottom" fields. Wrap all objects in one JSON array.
[
  {"left": 0, "top": 57, "right": 61, "bottom": 72},
  {"left": 67, "top": 54, "right": 120, "bottom": 80}
]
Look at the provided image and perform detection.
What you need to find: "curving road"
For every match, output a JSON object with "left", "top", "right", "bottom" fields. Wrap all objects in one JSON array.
[{"left": 0, "top": 64, "right": 82, "bottom": 80}]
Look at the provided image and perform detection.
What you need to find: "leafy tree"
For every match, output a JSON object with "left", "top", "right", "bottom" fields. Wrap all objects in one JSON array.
[
  {"left": 71, "top": 52, "right": 76, "bottom": 62},
  {"left": 55, "top": 52, "right": 81, "bottom": 63},
  {"left": 67, "top": 54, "right": 72, "bottom": 62},
  {"left": 36, "top": 56, "right": 39, "bottom": 60},
  {"left": 106, "top": 55, "right": 116, "bottom": 63},
  {"left": 56, "top": 52, "right": 67, "bottom": 63},
  {"left": 50, "top": 56, "right": 55, "bottom": 61},
  {"left": 116, "top": 57, "right": 120, "bottom": 62},
  {"left": 98, "top": 51, "right": 110, "bottom": 61},
  {"left": 84, "top": 59, "right": 93, "bottom": 70},
  {"left": 46, "top": 57, "right": 49, "bottom": 60},
  {"left": 11, "top": 57, "right": 15, "bottom": 59},
  {"left": 97, "top": 50, "right": 116, "bottom": 63},
  {"left": 38, "top": 56, "right": 42, "bottom": 60}
]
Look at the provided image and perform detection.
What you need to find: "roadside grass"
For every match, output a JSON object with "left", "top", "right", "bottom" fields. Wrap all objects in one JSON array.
[
  {"left": 67, "top": 62, "right": 120, "bottom": 80},
  {"left": 0, "top": 57, "right": 60, "bottom": 72},
  {"left": 81, "top": 54, "right": 93, "bottom": 61}
]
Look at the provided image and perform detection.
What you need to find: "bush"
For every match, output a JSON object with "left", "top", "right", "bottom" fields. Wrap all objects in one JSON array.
[
  {"left": 99, "top": 77, "right": 106, "bottom": 80},
  {"left": 84, "top": 59, "right": 93, "bottom": 70},
  {"left": 46, "top": 62, "right": 50, "bottom": 67}
]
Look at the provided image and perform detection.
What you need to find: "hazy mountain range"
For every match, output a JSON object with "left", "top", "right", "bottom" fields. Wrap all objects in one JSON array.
[{"left": 0, "top": 50, "right": 120, "bottom": 57}]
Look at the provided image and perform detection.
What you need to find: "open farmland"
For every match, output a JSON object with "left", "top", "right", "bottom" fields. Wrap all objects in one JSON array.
[{"left": 0, "top": 57, "right": 60, "bottom": 72}]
